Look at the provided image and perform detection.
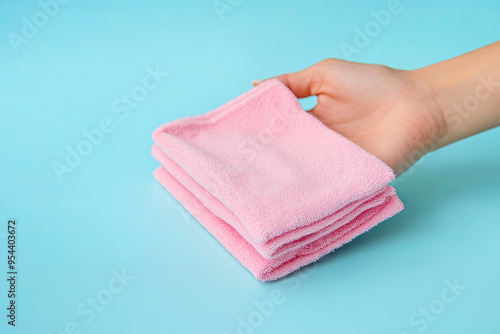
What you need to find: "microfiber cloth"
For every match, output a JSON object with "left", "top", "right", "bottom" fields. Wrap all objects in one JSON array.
[{"left": 151, "top": 79, "right": 404, "bottom": 281}]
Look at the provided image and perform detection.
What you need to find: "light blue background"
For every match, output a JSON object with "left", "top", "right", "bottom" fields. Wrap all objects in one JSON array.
[{"left": 1, "top": 1, "right": 499, "bottom": 333}]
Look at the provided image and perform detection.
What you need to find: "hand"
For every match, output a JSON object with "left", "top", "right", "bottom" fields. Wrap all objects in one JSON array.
[
  {"left": 254, "top": 59, "right": 445, "bottom": 176},
  {"left": 255, "top": 41, "right": 500, "bottom": 177}
]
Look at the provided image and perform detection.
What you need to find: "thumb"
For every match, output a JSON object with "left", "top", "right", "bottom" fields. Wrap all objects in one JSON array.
[{"left": 252, "top": 61, "right": 324, "bottom": 98}]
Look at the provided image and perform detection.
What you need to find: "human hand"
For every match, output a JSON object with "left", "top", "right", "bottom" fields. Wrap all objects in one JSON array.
[{"left": 253, "top": 59, "right": 445, "bottom": 176}]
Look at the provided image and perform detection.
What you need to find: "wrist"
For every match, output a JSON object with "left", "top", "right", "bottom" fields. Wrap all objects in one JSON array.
[
  {"left": 405, "top": 68, "right": 450, "bottom": 153},
  {"left": 410, "top": 42, "right": 500, "bottom": 150}
]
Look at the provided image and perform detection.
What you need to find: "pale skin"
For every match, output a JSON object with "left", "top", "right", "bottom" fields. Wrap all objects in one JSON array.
[{"left": 253, "top": 41, "right": 500, "bottom": 176}]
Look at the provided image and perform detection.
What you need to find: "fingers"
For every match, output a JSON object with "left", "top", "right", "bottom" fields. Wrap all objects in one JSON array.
[{"left": 252, "top": 61, "right": 326, "bottom": 98}]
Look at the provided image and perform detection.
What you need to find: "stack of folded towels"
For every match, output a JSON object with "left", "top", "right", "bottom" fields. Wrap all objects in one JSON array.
[{"left": 151, "top": 79, "right": 404, "bottom": 281}]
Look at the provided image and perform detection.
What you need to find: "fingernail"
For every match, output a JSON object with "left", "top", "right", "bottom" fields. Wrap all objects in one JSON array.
[{"left": 251, "top": 80, "right": 263, "bottom": 85}]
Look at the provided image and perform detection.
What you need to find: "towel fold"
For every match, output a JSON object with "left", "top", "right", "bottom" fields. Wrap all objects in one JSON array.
[{"left": 151, "top": 79, "right": 404, "bottom": 281}]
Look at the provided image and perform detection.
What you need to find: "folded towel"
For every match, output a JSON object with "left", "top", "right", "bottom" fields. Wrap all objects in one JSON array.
[
  {"left": 152, "top": 79, "right": 404, "bottom": 281},
  {"left": 151, "top": 144, "right": 398, "bottom": 261}
]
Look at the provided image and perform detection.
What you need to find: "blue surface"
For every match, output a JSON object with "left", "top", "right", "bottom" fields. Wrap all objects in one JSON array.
[{"left": 1, "top": 1, "right": 499, "bottom": 333}]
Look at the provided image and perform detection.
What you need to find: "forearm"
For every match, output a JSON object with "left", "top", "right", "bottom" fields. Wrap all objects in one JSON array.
[{"left": 414, "top": 41, "right": 500, "bottom": 149}]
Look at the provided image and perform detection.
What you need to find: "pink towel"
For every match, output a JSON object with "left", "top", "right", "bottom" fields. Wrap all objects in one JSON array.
[{"left": 152, "top": 79, "right": 404, "bottom": 281}]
